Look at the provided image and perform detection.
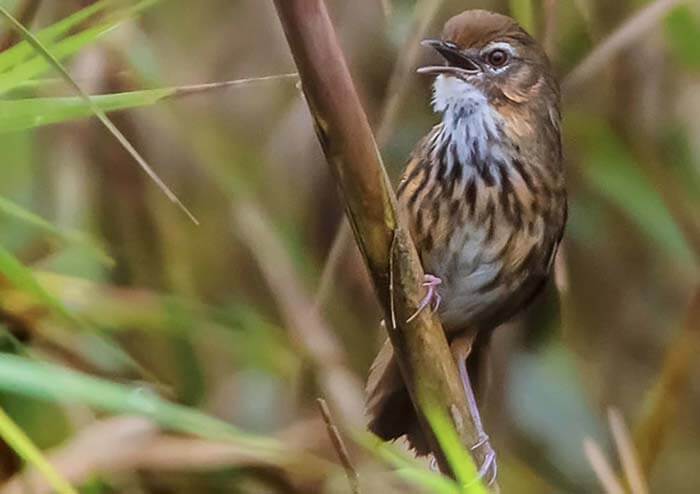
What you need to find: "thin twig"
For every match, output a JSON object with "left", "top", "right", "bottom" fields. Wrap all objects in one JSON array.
[
  {"left": 375, "top": 0, "right": 444, "bottom": 146},
  {"left": 233, "top": 201, "right": 365, "bottom": 427},
  {"left": 583, "top": 438, "right": 626, "bottom": 494},
  {"left": 313, "top": 220, "right": 352, "bottom": 309},
  {"left": 563, "top": 0, "right": 686, "bottom": 94},
  {"left": 172, "top": 73, "right": 299, "bottom": 98},
  {"left": 542, "top": 0, "right": 559, "bottom": 59},
  {"left": 316, "top": 398, "right": 360, "bottom": 494},
  {"left": 608, "top": 409, "right": 648, "bottom": 494}
]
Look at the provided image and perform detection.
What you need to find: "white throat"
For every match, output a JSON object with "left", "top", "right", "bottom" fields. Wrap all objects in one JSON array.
[{"left": 431, "top": 75, "right": 504, "bottom": 168}]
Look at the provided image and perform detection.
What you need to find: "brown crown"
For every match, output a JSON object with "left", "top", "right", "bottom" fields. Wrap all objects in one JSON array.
[{"left": 441, "top": 10, "right": 535, "bottom": 50}]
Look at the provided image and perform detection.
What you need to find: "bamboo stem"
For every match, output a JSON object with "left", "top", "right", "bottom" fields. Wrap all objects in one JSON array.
[{"left": 272, "top": 1, "right": 496, "bottom": 487}]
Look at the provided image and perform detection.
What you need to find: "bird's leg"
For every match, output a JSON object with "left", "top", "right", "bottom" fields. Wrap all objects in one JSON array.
[
  {"left": 450, "top": 337, "right": 498, "bottom": 487},
  {"left": 407, "top": 273, "right": 442, "bottom": 323}
]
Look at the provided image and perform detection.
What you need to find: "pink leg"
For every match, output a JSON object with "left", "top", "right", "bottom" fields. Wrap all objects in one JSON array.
[
  {"left": 451, "top": 337, "right": 498, "bottom": 487},
  {"left": 407, "top": 273, "right": 442, "bottom": 323}
]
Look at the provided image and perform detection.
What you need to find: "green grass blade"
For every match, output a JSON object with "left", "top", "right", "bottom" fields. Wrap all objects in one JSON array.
[
  {"left": 354, "top": 431, "right": 460, "bottom": 494},
  {"left": 0, "top": 354, "right": 279, "bottom": 451},
  {"left": 0, "top": 88, "right": 173, "bottom": 131},
  {"left": 0, "top": 75, "right": 297, "bottom": 132},
  {"left": 0, "top": 23, "right": 119, "bottom": 94},
  {"left": 0, "top": 407, "right": 78, "bottom": 494},
  {"left": 0, "top": 195, "right": 113, "bottom": 265},
  {"left": 0, "top": 4, "right": 197, "bottom": 224},
  {"left": 0, "top": 0, "right": 113, "bottom": 73},
  {"left": 569, "top": 114, "right": 694, "bottom": 263},
  {"left": 0, "top": 1, "right": 159, "bottom": 81},
  {"left": 0, "top": 244, "right": 80, "bottom": 324},
  {"left": 0, "top": 1, "right": 161, "bottom": 94},
  {"left": 0, "top": 245, "right": 152, "bottom": 375},
  {"left": 424, "top": 403, "right": 488, "bottom": 494}
]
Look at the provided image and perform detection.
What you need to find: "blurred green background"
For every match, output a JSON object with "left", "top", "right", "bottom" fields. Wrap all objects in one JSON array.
[{"left": 0, "top": 0, "right": 698, "bottom": 492}]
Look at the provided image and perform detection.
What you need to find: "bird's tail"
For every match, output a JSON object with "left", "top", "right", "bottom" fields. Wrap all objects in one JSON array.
[
  {"left": 365, "top": 339, "right": 430, "bottom": 454},
  {"left": 365, "top": 333, "right": 492, "bottom": 455}
]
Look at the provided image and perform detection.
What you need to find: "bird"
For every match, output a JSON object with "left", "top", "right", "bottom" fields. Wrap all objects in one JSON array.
[{"left": 365, "top": 9, "right": 566, "bottom": 481}]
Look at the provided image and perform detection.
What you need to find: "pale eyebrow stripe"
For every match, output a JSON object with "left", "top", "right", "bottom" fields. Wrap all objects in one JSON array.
[{"left": 481, "top": 41, "right": 516, "bottom": 55}]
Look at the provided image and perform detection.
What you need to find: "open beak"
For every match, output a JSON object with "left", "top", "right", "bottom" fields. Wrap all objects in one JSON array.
[{"left": 417, "top": 39, "right": 481, "bottom": 76}]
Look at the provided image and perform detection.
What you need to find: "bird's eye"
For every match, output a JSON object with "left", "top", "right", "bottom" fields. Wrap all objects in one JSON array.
[{"left": 486, "top": 49, "right": 508, "bottom": 67}]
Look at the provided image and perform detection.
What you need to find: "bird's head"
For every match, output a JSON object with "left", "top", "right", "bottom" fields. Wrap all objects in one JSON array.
[{"left": 419, "top": 10, "right": 558, "bottom": 113}]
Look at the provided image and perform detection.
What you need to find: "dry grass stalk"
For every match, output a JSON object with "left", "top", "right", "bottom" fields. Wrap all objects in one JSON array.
[
  {"left": 375, "top": 0, "right": 444, "bottom": 146},
  {"left": 585, "top": 409, "right": 650, "bottom": 494},
  {"left": 317, "top": 398, "right": 360, "bottom": 494},
  {"left": 563, "top": 0, "right": 686, "bottom": 94},
  {"left": 634, "top": 289, "right": 700, "bottom": 474},
  {"left": 272, "top": 0, "right": 496, "bottom": 485},
  {"left": 583, "top": 438, "right": 626, "bottom": 494},
  {"left": 542, "top": 0, "right": 559, "bottom": 58},
  {"left": 378, "top": 0, "right": 392, "bottom": 19},
  {"left": 233, "top": 201, "right": 365, "bottom": 427},
  {"left": 0, "top": 416, "right": 334, "bottom": 494},
  {"left": 608, "top": 409, "right": 648, "bottom": 494}
]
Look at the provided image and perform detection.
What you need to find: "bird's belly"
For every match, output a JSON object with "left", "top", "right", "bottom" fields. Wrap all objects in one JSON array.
[{"left": 422, "top": 222, "right": 534, "bottom": 333}]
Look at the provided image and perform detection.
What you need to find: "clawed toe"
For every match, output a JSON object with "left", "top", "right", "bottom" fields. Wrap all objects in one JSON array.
[
  {"left": 407, "top": 274, "right": 442, "bottom": 323},
  {"left": 467, "top": 434, "right": 498, "bottom": 487}
]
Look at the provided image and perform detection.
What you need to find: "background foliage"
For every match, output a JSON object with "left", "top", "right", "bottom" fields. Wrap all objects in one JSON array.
[{"left": 0, "top": 0, "right": 698, "bottom": 492}]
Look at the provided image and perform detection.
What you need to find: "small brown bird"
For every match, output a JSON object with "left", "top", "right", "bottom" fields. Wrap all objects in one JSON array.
[{"left": 366, "top": 9, "right": 566, "bottom": 479}]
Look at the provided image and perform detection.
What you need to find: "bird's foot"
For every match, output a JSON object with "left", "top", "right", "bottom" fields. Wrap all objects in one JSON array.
[
  {"left": 407, "top": 274, "right": 442, "bottom": 323},
  {"left": 429, "top": 435, "right": 497, "bottom": 488},
  {"left": 467, "top": 433, "right": 498, "bottom": 488}
]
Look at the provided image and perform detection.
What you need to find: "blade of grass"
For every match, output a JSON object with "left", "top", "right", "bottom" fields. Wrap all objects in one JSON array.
[
  {"left": 0, "top": 245, "right": 154, "bottom": 376},
  {"left": 0, "top": 74, "right": 298, "bottom": 132},
  {"left": 0, "top": 5, "right": 198, "bottom": 224},
  {"left": 424, "top": 402, "right": 488, "bottom": 494},
  {"left": 0, "top": 0, "right": 159, "bottom": 85},
  {"left": 0, "top": 244, "right": 87, "bottom": 325},
  {"left": 0, "top": 354, "right": 275, "bottom": 451},
  {"left": 568, "top": 114, "right": 694, "bottom": 263},
  {"left": 0, "top": 23, "right": 121, "bottom": 94},
  {"left": 0, "top": 406, "right": 78, "bottom": 494},
  {"left": 0, "top": 0, "right": 111, "bottom": 73},
  {"left": 0, "top": 354, "right": 336, "bottom": 481},
  {"left": 0, "top": 196, "right": 112, "bottom": 265},
  {"left": 354, "top": 431, "right": 459, "bottom": 494}
]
